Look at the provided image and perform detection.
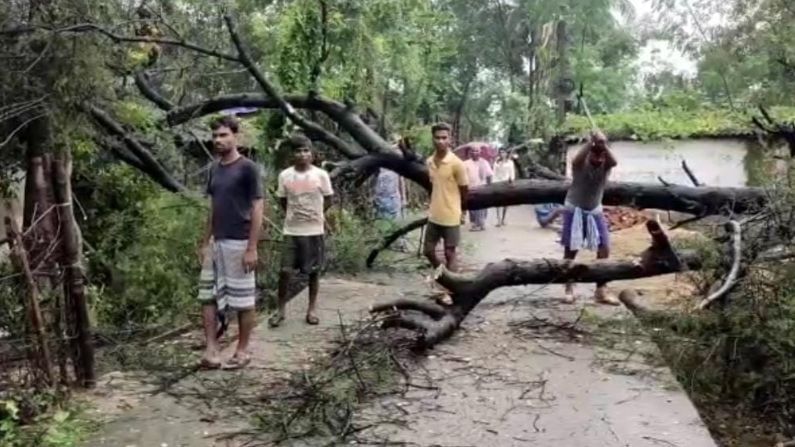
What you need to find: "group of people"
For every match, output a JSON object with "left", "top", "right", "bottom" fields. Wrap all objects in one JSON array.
[{"left": 196, "top": 116, "right": 618, "bottom": 369}]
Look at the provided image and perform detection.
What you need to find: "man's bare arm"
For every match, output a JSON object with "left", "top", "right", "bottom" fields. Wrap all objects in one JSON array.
[
  {"left": 247, "top": 199, "right": 264, "bottom": 252},
  {"left": 459, "top": 185, "right": 469, "bottom": 210},
  {"left": 571, "top": 142, "right": 591, "bottom": 169},
  {"left": 201, "top": 201, "right": 213, "bottom": 245},
  {"left": 604, "top": 146, "right": 618, "bottom": 169},
  {"left": 279, "top": 197, "right": 287, "bottom": 212}
]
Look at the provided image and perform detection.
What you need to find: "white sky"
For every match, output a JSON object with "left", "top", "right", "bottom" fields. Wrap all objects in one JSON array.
[{"left": 628, "top": 0, "right": 698, "bottom": 78}]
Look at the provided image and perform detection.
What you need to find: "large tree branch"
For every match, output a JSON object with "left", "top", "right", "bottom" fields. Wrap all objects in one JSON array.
[
  {"left": 133, "top": 71, "right": 174, "bottom": 111},
  {"left": 331, "top": 153, "right": 430, "bottom": 190},
  {"left": 372, "top": 220, "right": 702, "bottom": 347},
  {"left": 86, "top": 104, "right": 186, "bottom": 193},
  {"left": 4, "top": 23, "right": 240, "bottom": 61},
  {"left": 165, "top": 93, "right": 397, "bottom": 157},
  {"left": 465, "top": 179, "right": 767, "bottom": 215},
  {"left": 222, "top": 15, "right": 364, "bottom": 159}
]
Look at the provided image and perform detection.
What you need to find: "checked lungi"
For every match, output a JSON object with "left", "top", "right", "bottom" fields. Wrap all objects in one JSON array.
[{"left": 197, "top": 239, "right": 257, "bottom": 311}]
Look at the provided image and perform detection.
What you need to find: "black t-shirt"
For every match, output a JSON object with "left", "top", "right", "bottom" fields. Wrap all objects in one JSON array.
[{"left": 206, "top": 157, "right": 264, "bottom": 241}]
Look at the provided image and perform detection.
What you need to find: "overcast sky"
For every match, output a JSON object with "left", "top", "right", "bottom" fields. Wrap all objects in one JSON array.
[{"left": 628, "top": 0, "right": 698, "bottom": 77}]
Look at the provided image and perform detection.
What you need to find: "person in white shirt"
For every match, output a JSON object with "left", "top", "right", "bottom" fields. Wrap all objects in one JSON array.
[
  {"left": 492, "top": 148, "right": 516, "bottom": 227},
  {"left": 462, "top": 147, "right": 493, "bottom": 231},
  {"left": 269, "top": 134, "right": 334, "bottom": 327}
]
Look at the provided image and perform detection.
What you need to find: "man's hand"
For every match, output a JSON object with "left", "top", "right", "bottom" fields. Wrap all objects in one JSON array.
[
  {"left": 243, "top": 247, "right": 258, "bottom": 273},
  {"left": 197, "top": 242, "right": 210, "bottom": 265}
]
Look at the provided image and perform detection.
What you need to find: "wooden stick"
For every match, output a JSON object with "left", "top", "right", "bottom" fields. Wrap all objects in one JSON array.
[{"left": 4, "top": 214, "right": 54, "bottom": 385}]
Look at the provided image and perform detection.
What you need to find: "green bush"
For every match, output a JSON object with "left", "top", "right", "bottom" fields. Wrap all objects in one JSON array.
[
  {"left": 88, "top": 192, "right": 203, "bottom": 329},
  {"left": 564, "top": 105, "right": 795, "bottom": 140}
]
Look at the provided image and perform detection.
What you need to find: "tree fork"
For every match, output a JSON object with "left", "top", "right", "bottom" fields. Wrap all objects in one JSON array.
[{"left": 371, "top": 220, "right": 703, "bottom": 348}]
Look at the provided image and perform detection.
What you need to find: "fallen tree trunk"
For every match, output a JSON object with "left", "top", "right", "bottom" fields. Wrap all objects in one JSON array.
[
  {"left": 371, "top": 220, "right": 702, "bottom": 347},
  {"left": 366, "top": 178, "right": 767, "bottom": 267},
  {"left": 466, "top": 179, "right": 766, "bottom": 215}
]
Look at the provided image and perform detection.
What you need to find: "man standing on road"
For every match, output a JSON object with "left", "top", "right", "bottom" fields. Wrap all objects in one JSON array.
[
  {"left": 423, "top": 122, "right": 468, "bottom": 282},
  {"left": 560, "top": 131, "right": 619, "bottom": 305},
  {"left": 269, "top": 134, "right": 334, "bottom": 328},
  {"left": 197, "top": 116, "right": 264, "bottom": 370},
  {"left": 462, "top": 146, "right": 493, "bottom": 231}
]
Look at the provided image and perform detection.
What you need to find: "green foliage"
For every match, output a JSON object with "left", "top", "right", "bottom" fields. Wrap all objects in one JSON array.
[
  {"left": 564, "top": 105, "right": 795, "bottom": 140},
  {"left": 0, "top": 393, "right": 91, "bottom": 447},
  {"left": 324, "top": 206, "right": 381, "bottom": 274},
  {"left": 88, "top": 192, "right": 203, "bottom": 329}
]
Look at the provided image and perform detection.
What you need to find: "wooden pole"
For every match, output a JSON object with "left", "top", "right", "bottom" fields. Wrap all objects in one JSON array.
[{"left": 4, "top": 213, "right": 55, "bottom": 386}]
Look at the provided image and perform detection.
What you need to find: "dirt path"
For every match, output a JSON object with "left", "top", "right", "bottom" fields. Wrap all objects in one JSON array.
[{"left": 81, "top": 206, "right": 716, "bottom": 447}]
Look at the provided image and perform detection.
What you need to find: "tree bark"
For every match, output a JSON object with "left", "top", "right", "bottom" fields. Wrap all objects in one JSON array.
[
  {"left": 371, "top": 220, "right": 702, "bottom": 348},
  {"left": 86, "top": 104, "right": 186, "bottom": 193},
  {"left": 52, "top": 152, "right": 95, "bottom": 387}
]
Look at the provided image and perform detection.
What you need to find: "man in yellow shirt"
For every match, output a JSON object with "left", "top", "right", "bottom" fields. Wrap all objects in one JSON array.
[{"left": 423, "top": 122, "right": 469, "bottom": 273}]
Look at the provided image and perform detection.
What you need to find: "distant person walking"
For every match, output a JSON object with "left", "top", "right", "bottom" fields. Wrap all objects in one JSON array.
[
  {"left": 492, "top": 148, "right": 516, "bottom": 226},
  {"left": 462, "top": 146, "right": 492, "bottom": 231},
  {"left": 197, "top": 116, "right": 264, "bottom": 370},
  {"left": 269, "top": 134, "right": 334, "bottom": 327},
  {"left": 373, "top": 166, "right": 408, "bottom": 251}
]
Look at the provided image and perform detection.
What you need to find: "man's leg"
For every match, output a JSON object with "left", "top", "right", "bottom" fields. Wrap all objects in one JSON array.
[
  {"left": 270, "top": 270, "right": 291, "bottom": 327},
  {"left": 223, "top": 240, "right": 258, "bottom": 363},
  {"left": 307, "top": 272, "right": 320, "bottom": 324},
  {"left": 468, "top": 210, "right": 477, "bottom": 231},
  {"left": 270, "top": 237, "right": 295, "bottom": 327},
  {"left": 201, "top": 303, "right": 221, "bottom": 365},
  {"left": 592, "top": 214, "right": 618, "bottom": 305},
  {"left": 423, "top": 223, "right": 443, "bottom": 268},
  {"left": 563, "top": 247, "right": 578, "bottom": 303},
  {"left": 305, "top": 236, "right": 323, "bottom": 324},
  {"left": 560, "top": 209, "right": 578, "bottom": 303},
  {"left": 443, "top": 225, "right": 460, "bottom": 272},
  {"left": 235, "top": 308, "right": 256, "bottom": 355},
  {"left": 197, "top": 245, "right": 221, "bottom": 367}
]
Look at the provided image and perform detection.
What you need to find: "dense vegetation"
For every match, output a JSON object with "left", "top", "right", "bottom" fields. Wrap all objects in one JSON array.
[{"left": 1, "top": 0, "right": 795, "bottom": 445}]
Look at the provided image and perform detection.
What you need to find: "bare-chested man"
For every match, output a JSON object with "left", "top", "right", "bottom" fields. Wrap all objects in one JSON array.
[{"left": 560, "top": 131, "right": 619, "bottom": 305}]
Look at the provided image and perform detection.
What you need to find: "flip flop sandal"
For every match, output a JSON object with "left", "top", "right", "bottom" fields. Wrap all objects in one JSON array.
[
  {"left": 595, "top": 294, "right": 621, "bottom": 306},
  {"left": 221, "top": 355, "right": 251, "bottom": 370},
  {"left": 305, "top": 314, "right": 320, "bottom": 325},
  {"left": 268, "top": 314, "right": 285, "bottom": 328},
  {"left": 199, "top": 357, "right": 222, "bottom": 369}
]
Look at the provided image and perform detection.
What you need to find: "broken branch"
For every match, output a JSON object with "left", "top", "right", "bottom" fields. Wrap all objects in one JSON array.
[
  {"left": 697, "top": 220, "right": 742, "bottom": 310},
  {"left": 222, "top": 15, "right": 359, "bottom": 159},
  {"left": 366, "top": 217, "right": 428, "bottom": 268},
  {"left": 85, "top": 104, "right": 186, "bottom": 193}
]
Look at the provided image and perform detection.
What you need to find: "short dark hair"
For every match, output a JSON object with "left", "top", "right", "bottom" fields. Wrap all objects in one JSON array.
[
  {"left": 431, "top": 122, "right": 452, "bottom": 134},
  {"left": 210, "top": 115, "right": 240, "bottom": 133},
  {"left": 282, "top": 133, "right": 313, "bottom": 152}
]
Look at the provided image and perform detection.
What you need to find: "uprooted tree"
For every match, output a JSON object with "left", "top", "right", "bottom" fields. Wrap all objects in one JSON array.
[{"left": 3, "top": 12, "right": 780, "bottom": 358}]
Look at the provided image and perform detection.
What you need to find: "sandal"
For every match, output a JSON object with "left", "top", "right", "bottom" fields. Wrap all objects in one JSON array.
[
  {"left": 222, "top": 354, "right": 251, "bottom": 370},
  {"left": 305, "top": 314, "right": 319, "bottom": 325},
  {"left": 199, "top": 356, "right": 221, "bottom": 369},
  {"left": 268, "top": 313, "right": 285, "bottom": 328}
]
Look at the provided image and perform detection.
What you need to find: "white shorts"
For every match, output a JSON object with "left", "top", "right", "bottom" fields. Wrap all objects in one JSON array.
[{"left": 197, "top": 239, "right": 256, "bottom": 310}]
